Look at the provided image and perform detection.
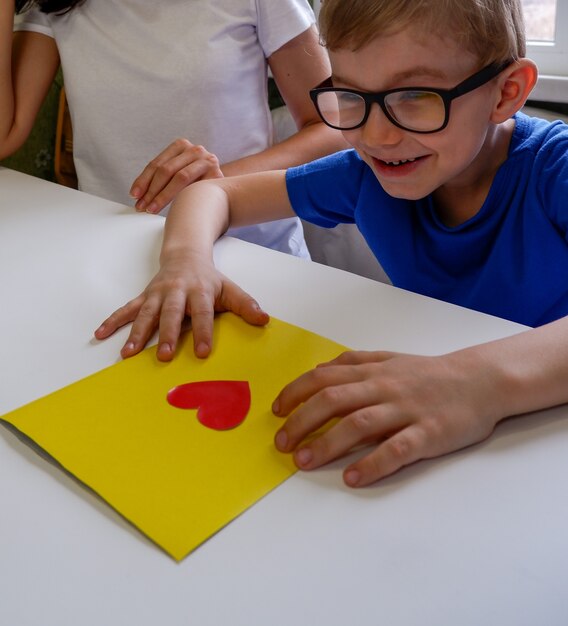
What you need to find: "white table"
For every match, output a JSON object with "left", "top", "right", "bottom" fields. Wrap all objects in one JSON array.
[{"left": 1, "top": 168, "right": 567, "bottom": 626}]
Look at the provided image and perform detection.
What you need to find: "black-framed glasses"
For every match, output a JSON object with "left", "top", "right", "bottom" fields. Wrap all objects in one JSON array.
[{"left": 309, "top": 60, "right": 512, "bottom": 134}]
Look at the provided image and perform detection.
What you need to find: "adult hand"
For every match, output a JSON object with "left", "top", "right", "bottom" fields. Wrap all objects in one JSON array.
[
  {"left": 130, "top": 139, "right": 224, "bottom": 214},
  {"left": 273, "top": 349, "right": 502, "bottom": 487},
  {"left": 94, "top": 257, "right": 269, "bottom": 360}
]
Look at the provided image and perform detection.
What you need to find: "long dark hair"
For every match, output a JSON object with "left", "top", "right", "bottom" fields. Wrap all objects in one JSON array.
[{"left": 15, "top": 0, "right": 85, "bottom": 15}]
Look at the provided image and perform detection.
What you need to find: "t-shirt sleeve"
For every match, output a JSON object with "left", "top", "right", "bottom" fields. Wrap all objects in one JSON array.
[
  {"left": 534, "top": 120, "right": 568, "bottom": 241},
  {"left": 285, "top": 149, "right": 368, "bottom": 228},
  {"left": 256, "top": 0, "right": 315, "bottom": 58},
  {"left": 13, "top": 7, "right": 53, "bottom": 37}
]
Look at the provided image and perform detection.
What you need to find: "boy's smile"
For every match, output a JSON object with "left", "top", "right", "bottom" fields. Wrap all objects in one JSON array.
[
  {"left": 371, "top": 154, "right": 428, "bottom": 177},
  {"left": 329, "top": 29, "right": 514, "bottom": 225}
]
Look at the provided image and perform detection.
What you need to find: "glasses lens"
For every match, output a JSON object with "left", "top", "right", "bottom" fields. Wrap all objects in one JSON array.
[
  {"left": 384, "top": 90, "right": 446, "bottom": 132},
  {"left": 316, "top": 90, "right": 366, "bottom": 129}
]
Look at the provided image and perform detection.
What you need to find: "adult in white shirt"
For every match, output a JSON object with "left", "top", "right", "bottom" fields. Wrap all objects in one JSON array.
[{"left": 1, "top": 0, "right": 346, "bottom": 255}]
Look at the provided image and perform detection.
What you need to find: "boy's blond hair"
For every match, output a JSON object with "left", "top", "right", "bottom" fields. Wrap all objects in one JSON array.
[{"left": 319, "top": 0, "right": 526, "bottom": 66}]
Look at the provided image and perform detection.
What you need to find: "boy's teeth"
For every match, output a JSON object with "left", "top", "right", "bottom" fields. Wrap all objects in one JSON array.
[{"left": 387, "top": 158, "right": 416, "bottom": 165}]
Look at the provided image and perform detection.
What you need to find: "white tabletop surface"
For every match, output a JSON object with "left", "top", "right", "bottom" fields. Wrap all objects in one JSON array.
[{"left": 1, "top": 167, "right": 567, "bottom": 626}]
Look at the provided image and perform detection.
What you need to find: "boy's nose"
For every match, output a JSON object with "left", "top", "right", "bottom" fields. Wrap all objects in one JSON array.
[{"left": 357, "top": 103, "right": 403, "bottom": 147}]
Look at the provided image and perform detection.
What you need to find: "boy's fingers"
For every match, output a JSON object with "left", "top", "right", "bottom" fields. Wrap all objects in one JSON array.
[
  {"left": 186, "top": 293, "right": 216, "bottom": 359},
  {"left": 323, "top": 350, "right": 398, "bottom": 367},
  {"left": 96, "top": 277, "right": 268, "bottom": 361},
  {"left": 291, "top": 403, "right": 399, "bottom": 471},
  {"left": 275, "top": 379, "right": 377, "bottom": 452},
  {"left": 186, "top": 281, "right": 270, "bottom": 358},
  {"left": 155, "top": 290, "right": 189, "bottom": 361},
  {"left": 94, "top": 296, "right": 145, "bottom": 339},
  {"left": 343, "top": 426, "right": 427, "bottom": 487},
  {"left": 273, "top": 363, "right": 367, "bottom": 418},
  {"left": 221, "top": 282, "right": 270, "bottom": 327},
  {"left": 119, "top": 296, "right": 163, "bottom": 358}
]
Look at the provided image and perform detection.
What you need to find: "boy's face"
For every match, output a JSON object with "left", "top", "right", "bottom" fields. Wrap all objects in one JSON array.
[{"left": 328, "top": 29, "right": 507, "bottom": 205}]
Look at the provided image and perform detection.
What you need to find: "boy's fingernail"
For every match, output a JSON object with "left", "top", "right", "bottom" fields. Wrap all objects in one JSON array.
[
  {"left": 123, "top": 342, "right": 135, "bottom": 354},
  {"left": 147, "top": 202, "right": 158, "bottom": 213},
  {"left": 131, "top": 187, "right": 140, "bottom": 199},
  {"left": 275, "top": 430, "right": 287, "bottom": 450},
  {"left": 344, "top": 469, "right": 361, "bottom": 487},
  {"left": 295, "top": 448, "right": 312, "bottom": 468},
  {"left": 272, "top": 398, "right": 280, "bottom": 414},
  {"left": 195, "top": 342, "right": 209, "bottom": 358},
  {"left": 136, "top": 199, "right": 146, "bottom": 210},
  {"left": 158, "top": 342, "right": 172, "bottom": 354}
]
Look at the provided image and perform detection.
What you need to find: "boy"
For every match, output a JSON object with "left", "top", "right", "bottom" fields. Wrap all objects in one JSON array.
[{"left": 96, "top": 0, "right": 568, "bottom": 488}]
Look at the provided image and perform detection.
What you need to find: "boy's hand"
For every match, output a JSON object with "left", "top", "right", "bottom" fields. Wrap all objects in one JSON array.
[
  {"left": 94, "top": 259, "right": 269, "bottom": 360},
  {"left": 273, "top": 349, "right": 502, "bottom": 487},
  {"left": 130, "top": 139, "right": 224, "bottom": 215}
]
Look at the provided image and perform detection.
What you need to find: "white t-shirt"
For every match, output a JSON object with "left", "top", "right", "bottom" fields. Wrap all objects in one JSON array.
[{"left": 15, "top": 0, "right": 314, "bottom": 255}]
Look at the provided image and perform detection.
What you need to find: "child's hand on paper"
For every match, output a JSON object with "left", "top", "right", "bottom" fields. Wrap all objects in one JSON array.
[
  {"left": 95, "top": 256, "right": 269, "bottom": 360},
  {"left": 272, "top": 349, "right": 504, "bottom": 487}
]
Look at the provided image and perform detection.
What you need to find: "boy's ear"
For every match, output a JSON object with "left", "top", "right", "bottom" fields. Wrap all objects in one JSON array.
[{"left": 491, "top": 59, "right": 538, "bottom": 122}]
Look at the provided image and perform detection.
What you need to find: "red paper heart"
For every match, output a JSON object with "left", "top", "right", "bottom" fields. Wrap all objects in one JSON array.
[{"left": 167, "top": 381, "right": 251, "bottom": 431}]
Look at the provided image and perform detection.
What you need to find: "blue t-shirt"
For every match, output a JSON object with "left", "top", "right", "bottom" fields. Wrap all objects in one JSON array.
[{"left": 286, "top": 113, "right": 568, "bottom": 327}]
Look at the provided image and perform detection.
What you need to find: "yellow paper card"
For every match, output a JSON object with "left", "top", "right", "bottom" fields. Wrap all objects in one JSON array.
[{"left": 1, "top": 315, "right": 347, "bottom": 561}]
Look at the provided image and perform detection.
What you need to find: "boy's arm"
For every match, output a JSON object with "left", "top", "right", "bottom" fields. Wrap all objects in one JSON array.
[
  {"left": 96, "top": 170, "right": 295, "bottom": 359},
  {"left": 129, "top": 26, "right": 348, "bottom": 214},
  {"left": 0, "top": 4, "right": 60, "bottom": 158},
  {"left": 272, "top": 315, "right": 568, "bottom": 487}
]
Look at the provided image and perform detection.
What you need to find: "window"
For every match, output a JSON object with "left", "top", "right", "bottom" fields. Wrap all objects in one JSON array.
[
  {"left": 524, "top": 0, "right": 556, "bottom": 41},
  {"left": 524, "top": 0, "right": 568, "bottom": 76},
  {"left": 523, "top": 0, "right": 568, "bottom": 103}
]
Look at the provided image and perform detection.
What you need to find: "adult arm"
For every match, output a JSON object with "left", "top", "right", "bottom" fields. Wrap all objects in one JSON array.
[
  {"left": 130, "top": 25, "right": 347, "bottom": 213},
  {"left": 223, "top": 25, "right": 346, "bottom": 174},
  {"left": 96, "top": 169, "right": 296, "bottom": 358},
  {"left": 273, "top": 315, "right": 568, "bottom": 487},
  {"left": 0, "top": 2, "right": 60, "bottom": 158}
]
